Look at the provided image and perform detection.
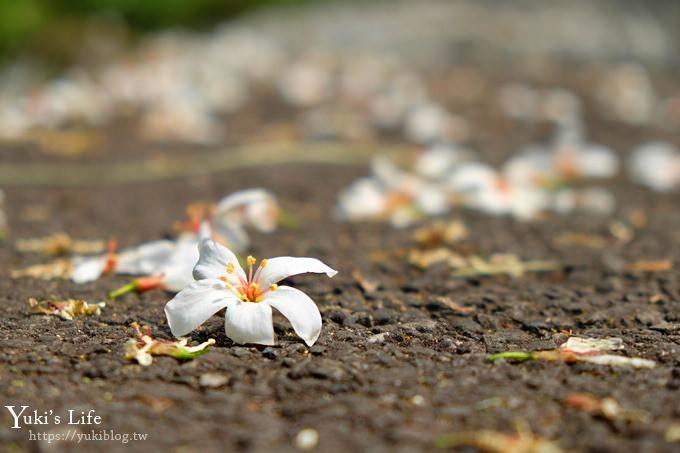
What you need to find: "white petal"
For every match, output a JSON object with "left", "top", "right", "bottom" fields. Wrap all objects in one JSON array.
[
  {"left": 116, "top": 240, "right": 176, "bottom": 275},
  {"left": 216, "top": 188, "right": 279, "bottom": 233},
  {"left": 164, "top": 279, "right": 237, "bottom": 337},
  {"left": 579, "top": 354, "right": 655, "bottom": 369},
  {"left": 160, "top": 241, "right": 201, "bottom": 292},
  {"left": 224, "top": 301, "right": 275, "bottom": 345},
  {"left": 192, "top": 239, "right": 245, "bottom": 281},
  {"left": 217, "top": 188, "right": 267, "bottom": 212},
  {"left": 214, "top": 220, "right": 250, "bottom": 254},
  {"left": 71, "top": 256, "right": 107, "bottom": 283},
  {"left": 263, "top": 286, "right": 321, "bottom": 346},
  {"left": 578, "top": 145, "right": 619, "bottom": 178},
  {"left": 258, "top": 256, "right": 337, "bottom": 288}
]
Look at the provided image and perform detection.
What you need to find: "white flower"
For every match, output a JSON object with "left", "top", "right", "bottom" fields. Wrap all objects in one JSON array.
[
  {"left": 629, "top": 142, "right": 680, "bottom": 191},
  {"left": 404, "top": 102, "right": 467, "bottom": 144},
  {"left": 334, "top": 177, "right": 388, "bottom": 222},
  {"left": 414, "top": 144, "right": 476, "bottom": 180},
  {"left": 335, "top": 158, "right": 450, "bottom": 228},
  {"left": 445, "top": 162, "right": 499, "bottom": 194},
  {"left": 553, "top": 141, "right": 619, "bottom": 179},
  {"left": 165, "top": 239, "right": 337, "bottom": 346},
  {"left": 215, "top": 188, "right": 280, "bottom": 234},
  {"left": 71, "top": 240, "right": 176, "bottom": 284},
  {"left": 502, "top": 147, "right": 556, "bottom": 187}
]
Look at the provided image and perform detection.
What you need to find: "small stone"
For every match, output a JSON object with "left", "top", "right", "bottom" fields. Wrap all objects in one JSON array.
[
  {"left": 309, "top": 345, "right": 326, "bottom": 355},
  {"left": 231, "top": 347, "right": 250, "bottom": 358},
  {"left": 411, "top": 395, "right": 426, "bottom": 406},
  {"left": 328, "top": 311, "right": 346, "bottom": 324},
  {"left": 199, "top": 373, "right": 228, "bottom": 388},
  {"left": 262, "top": 347, "right": 279, "bottom": 359},
  {"left": 367, "top": 332, "right": 390, "bottom": 344},
  {"left": 294, "top": 428, "right": 319, "bottom": 451}
]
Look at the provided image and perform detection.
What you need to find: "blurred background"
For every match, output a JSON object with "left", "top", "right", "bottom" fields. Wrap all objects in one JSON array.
[{"left": 0, "top": 0, "right": 679, "bottom": 194}]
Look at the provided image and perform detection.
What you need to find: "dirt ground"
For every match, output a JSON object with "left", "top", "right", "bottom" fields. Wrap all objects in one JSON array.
[{"left": 1, "top": 65, "right": 679, "bottom": 453}]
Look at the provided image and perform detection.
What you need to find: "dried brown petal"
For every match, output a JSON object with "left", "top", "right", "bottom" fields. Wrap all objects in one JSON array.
[
  {"left": 624, "top": 259, "right": 673, "bottom": 272},
  {"left": 11, "top": 259, "right": 73, "bottom": 280},
  {"left": 16, "top": 233, "right": 105, "bottom": 256},
  {"left": 28, "top": 298, "right": 105, "bottom": 320}
]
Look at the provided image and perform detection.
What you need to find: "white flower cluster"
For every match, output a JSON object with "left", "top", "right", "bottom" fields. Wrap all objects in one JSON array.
[
  {"left": 336, "top": 123, "right": 621, "bottom": 225},
  {"left": 0, "top": 27, "right": 470, "bottom": 147}
]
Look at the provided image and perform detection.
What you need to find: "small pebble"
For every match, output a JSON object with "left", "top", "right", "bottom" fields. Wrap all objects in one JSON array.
[
  {"left": 199, "top": 373, "right": 228, "bottom": 388},
  {"left": 411, "top": 395, "right": 426, "bottom": 406},
  {"left": 294, "top": 428, "right": 319, "bottom": 450}
]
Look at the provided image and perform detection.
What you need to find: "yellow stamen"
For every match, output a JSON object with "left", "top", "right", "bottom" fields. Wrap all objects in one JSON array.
[
  {"left": 226, "top": 263, "right": 234, "bottom": 273},
  {"left": 270, "top": 284, "right": 278, "bottom": 291},
  {"left": 246, "top": 255, "right": 257, "bottom": 266},
  {"left": 260, "top": 259, "right": 268, "bottom": 268}
]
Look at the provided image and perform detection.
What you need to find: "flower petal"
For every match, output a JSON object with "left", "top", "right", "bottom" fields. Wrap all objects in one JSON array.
[
  {"left": 71, "top": 256, "right": 106, "bottom": 283},
  {"left": 258, "top": 256, "right": 337, "bottom": 288},
  {"left": 116, "top": 240, "right": 176, "bottom": 275},
  {"left": 164, "top": 278, "right": 237, "bottom": 337},
  {"left": 192, "top": 239, "right": 245, "bottom": 282},
  {"left": 224, "top": 301, "right": 275, "bottom": 345},
  {"left": 216, "top": 188, "right": 279, "bottom": 232},
  {"left": 263, "top": 285, "right": 321, "bottom": 346},
  {"left": 159, "top": 239, "right": 201, "bottom": 292},
  {"left": 214, "top": 221, "right": 250, "bottom": 254}
]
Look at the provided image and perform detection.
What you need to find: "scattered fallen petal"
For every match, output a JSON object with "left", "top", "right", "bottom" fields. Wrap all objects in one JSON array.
[
  {"left": 608, "top": 221, "right": 634, "bottom": 243},
  {"left": 564, "top": 393, "right": 651, "bottom": 423},
  {"left": 554, "top": 232, "right": 608, "bottom": 249},
  {"left": 665, "top": 423, "right": 680, "bottom": 442},
  {"left": 434, "top": 296, "right": 474, "bottom": 314},
  {"left": 488, "top": 336, "right": 655, "bottom": 369},
  {"left": 408, "top": 247, "right": 467, "bottom": 269},
  {"left": 11, "top": 259, "right": 73, "bottom": 279},
  {"left": 351, "top": 269, "right": 381, "bottom": 294},
  {"left": 125, "top": 322, "right": 215, "bottom": 366},
  {"left": 451, "top": 256, "right": 563, "bottom": 278},
  {"left": 27, "top": 128, "right": 100, "bottom": 156},
  {"left": 28, "top": 298, "right": 105, "bottom": 320},
  {"left": 413, "top": 221, "right": 467, "bottom": 247},
  {"left": 624, "top": 259, "right": 673, "bottom": 272},
  {"left": 560, "top": 336, "right": 624, "bottom": 353},
  {"left": 436, "top": 423, "right": 564, "bottom": 453},
  {"left": 15, "top": 233, "right": 105, "bottom": 256}
]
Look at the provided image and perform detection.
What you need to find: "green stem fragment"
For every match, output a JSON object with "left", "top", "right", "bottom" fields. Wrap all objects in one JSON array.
[
  {"left": 487, "top": 351, "right": 535, "bottom": 362},
  {"left": 108, "top": 282, "right": 137, "bottom": 300}
]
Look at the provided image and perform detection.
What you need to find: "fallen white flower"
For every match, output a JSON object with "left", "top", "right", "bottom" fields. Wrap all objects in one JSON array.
[
  {"left": 414, "top": 143, "right": 477, "bottom": 180},
  {"left": 165, "top": 239, "right": 337, "bottom": 346},
  {"left": 629, "top": 142, "right": 680, "bottom": 192}
]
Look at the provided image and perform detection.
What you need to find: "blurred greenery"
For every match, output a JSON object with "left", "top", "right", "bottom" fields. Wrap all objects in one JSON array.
[{"left": 0, "top": 0, "right": 317, "bottom": 60}]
